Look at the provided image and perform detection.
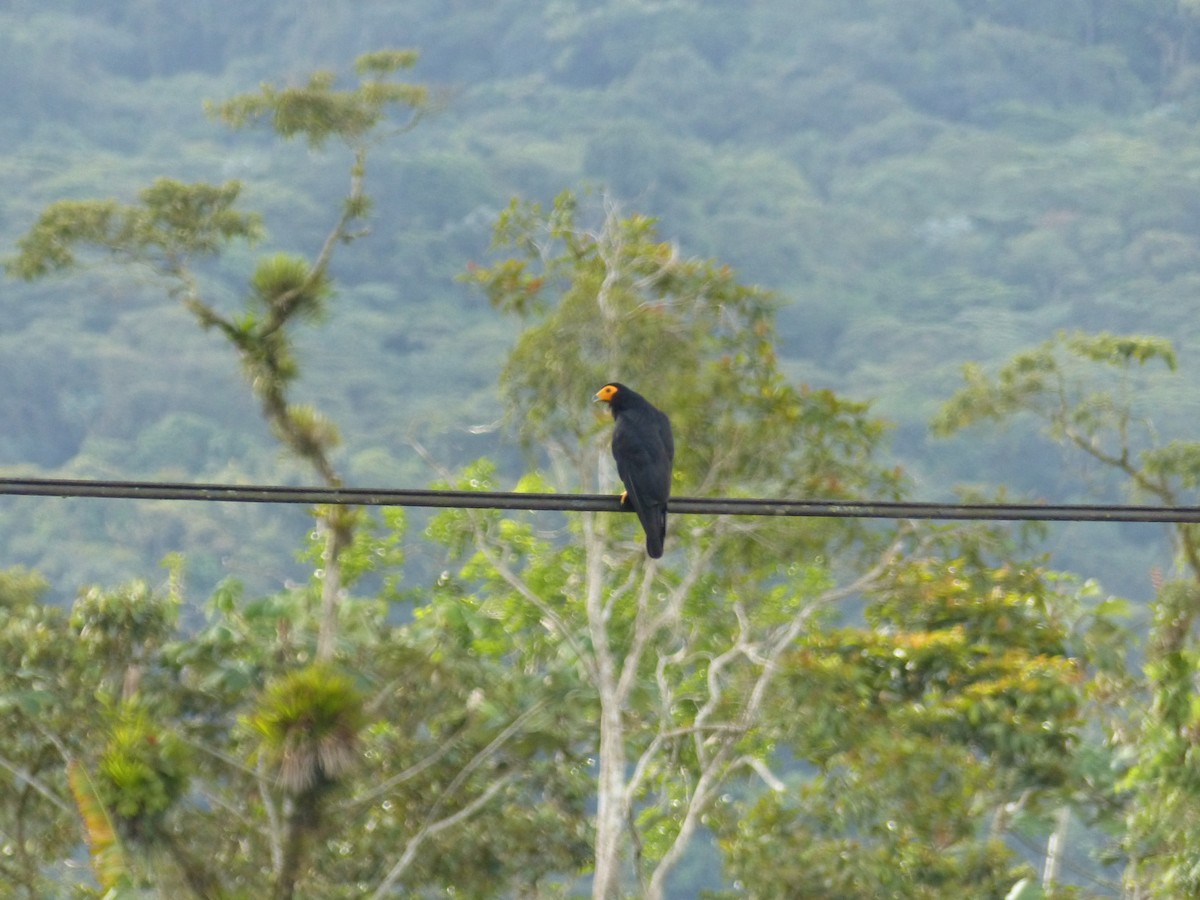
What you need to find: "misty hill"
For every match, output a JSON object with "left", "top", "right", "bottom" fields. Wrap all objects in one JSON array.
[{"left": 2, "top": 0, "right": 1199, "bottom": 597}]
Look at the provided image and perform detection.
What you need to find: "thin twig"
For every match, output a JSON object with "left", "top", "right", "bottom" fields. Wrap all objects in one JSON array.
[{"left": 368, "top": 774, "right": 514, "bottom": 899}]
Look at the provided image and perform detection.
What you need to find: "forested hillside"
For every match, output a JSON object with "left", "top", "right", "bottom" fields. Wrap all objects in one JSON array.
[
  {"left": 2, "top": 0, "right": 1200, "bottom": 591},
  {"left": 5, "top": 2, "right": 1200, "bottom": 897}
]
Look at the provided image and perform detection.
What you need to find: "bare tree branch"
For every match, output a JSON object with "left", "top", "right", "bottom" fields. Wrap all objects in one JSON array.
[
  {"left": 338, "top": 725, "right": 466, "bottom": 811},
  {"left": 641, "top": 530, "right": 909, "bottom": 898},
  {"left": 616, "top": 537, "right": 720, "bottom": 710},
  {"left": 368, "top": 773, "right": 514, "bottom": 900},
  {"left": 420, "top": 701, "right": 545, "bottom": 827},
  {"left": 411, "top": 437, "right": 600, "bottom": 683},
  {"left": 0, "top": 755, "right": 71, "bottom": 814},
  {"left": 739, "top": 754, "right": 787, "bottom": 793},
  {"left": 257, "top": 757, "right": 284, "bottom": 879}
]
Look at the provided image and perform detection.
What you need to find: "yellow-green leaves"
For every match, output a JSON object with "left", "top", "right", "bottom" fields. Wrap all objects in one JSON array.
[
  {"left": 6, "top": 199, "right": 122, "bottom": 278},
  {"left": 355, "top": 49, "right": 421, "bottom": 77},
  {"left": 95, "top": 702, "right": 191, "bottom": 824},
  {"left": 250, "top": 252, "right": 331, "bottom": 323},
  {"left": 248, "top": 663, "right": 366, "bottom": 794},
  {"left": 7, "top": 179, "right": 260, "bottom": 279},
  {"left": 210, "top": 49, "right": 427, "bottom": 149},
  {"left": 934, "top": 330, "right": 1179, "bottom": 438},
  {"left": 727, "top": 556, "right": 1123, "bottom": 898},
  {"left": 1065, "top": 332, "right": 1177, "bottom": 370}
]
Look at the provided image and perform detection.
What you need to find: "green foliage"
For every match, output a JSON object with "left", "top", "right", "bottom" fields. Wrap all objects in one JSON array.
[
  {"left": 448, "top": 195, "right": 1088, "bottom": 896},
  {"left": 468, "top": 190, "right": 902, "bottom": 575},
  {"left": 12, "top": 4, "right": 1200, "bottom": 894},
  {"left": 0, "top": 533, "right": 595, "bottom": 897},
  {"left": 70, "top": 580, "right": 178, "bottom": 661},
  {"left": 95, "top": 702, "right": 190, "bottom": 825},
  {"left": 250, "top": 252, "right": 331, "bottom": 322},
  {"left": 798, "top": 560, "right": 1085, "bottom": 787},
  {"left": 1118, "top": 579, "right": 1200, "bottom": 895},
  {"left": 0, "top": 570, "right": 82, "bottom": 896},
  {"left": 1141, "top": 439, "right": 1200, "bottom": 490},
  {"left": 935, "top": 333, "right": 1200, "bottom": 895},
  {"left": 6, "top": 199, "right": 122, "bottom": 277},
  {"left": 248, "top": 663, "right": 365, "bottom": 793},
  {"left": 324, "top": 505, "right": 406, "bottom": 593},
  {"left": 717, "top": 555, "right": 1123, "bottom": 898},
  {"left": 720, "top": 747, "right": 1030, "bottom": 900},
  {"left": 6, "top": 179, "right": 261, "bottom": 279},
  {"left": 210, "top": 49, "right": 426, "bottom": 149},
  {"left": 0, "top": 565, "right": 49, "bottom": 612},
  {"left": 0, "top": 45, "right": 598, "bottom": 895},
  {"left": 933, "top": 331, "right": 1178, "bottom": 440},
  {"left": 273, "top": 404, "right": 342, "bottom": 455}
]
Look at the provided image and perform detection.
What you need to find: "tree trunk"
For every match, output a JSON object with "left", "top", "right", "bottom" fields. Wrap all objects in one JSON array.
[
  {"left": 583, "top": 509, "right": 628, "bottom": 900},
  {"left": 273, "top": 790, "right": 319, "bottom": 900},
  {"left": 592, "top": 691, "right": 627, "bottom": 900},
  {"left": 315, "top": 515, "right": 345, "bottom": 662},
  {"left": 1042, "top": 805, "right": 1070, "bottom": 893}
]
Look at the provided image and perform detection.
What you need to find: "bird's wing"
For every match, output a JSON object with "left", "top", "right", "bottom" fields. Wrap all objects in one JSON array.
[
  {"left": 655, "top": 407, "right": 674, "bottom": 469},
  {"left": 614, "top": 413, "right": 671, "bottom": 509},
  {"left": 612, "top": 404, "right": 672, "bottom": 557},
  {"left": 612, "top": 419, "right": 646, "bottom": 507}
]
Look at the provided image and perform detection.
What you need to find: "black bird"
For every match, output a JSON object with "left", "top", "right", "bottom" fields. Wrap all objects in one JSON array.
[{"left": 594, "top": 382, "right": 674, "bottom": 558}]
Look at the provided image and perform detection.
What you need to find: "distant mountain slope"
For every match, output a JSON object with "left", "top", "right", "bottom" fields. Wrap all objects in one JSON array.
[{"left": 2, "top": 0, "right": 1199, "bottom": 596}]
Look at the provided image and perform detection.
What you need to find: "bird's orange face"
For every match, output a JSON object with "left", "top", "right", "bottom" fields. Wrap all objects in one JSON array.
[{"left": 594, "top": 384, "right": 620, "bottom": 403}]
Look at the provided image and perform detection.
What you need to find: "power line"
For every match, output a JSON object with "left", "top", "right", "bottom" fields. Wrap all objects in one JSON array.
[{"left": 0, "top": 476, "right": 1196, "bottom": 523}]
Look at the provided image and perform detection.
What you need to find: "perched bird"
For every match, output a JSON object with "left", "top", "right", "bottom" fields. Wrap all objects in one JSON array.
[{"left": 594, "top": 382, "right": 674, "bottom": 558}]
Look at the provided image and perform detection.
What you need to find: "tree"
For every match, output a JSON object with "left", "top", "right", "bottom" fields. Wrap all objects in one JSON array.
[
  {"left": 4, "top": 21, "right": 1176, "bottom": 892},
  {"left": 935, "top": 330, "right": 1200, "bottom": 896},
  {"left": 445, "top": 196, "right": 1130, "bottom": 899},
  {"left": 0, "top": 568, "right": 81, "bottom": 899},
  {"left": 2, "top": 53, "right": 591, "bottom": 899},
  {"left": 452, "top": 190, "right": 912, "bottom": 898},
  {"left": 0, "top": 526, "right": 594, "bottom": 897},
  {"left": 715, "top": 545, "right": 1126, "bottom": 898},
  {"left": 9, "top": 48, "right": 431, "bottom": 664}
]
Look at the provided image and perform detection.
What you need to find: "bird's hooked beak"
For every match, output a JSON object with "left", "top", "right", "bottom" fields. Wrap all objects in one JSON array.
[{"left": 594, "top": 384, "right": 619, "bottom": 404}]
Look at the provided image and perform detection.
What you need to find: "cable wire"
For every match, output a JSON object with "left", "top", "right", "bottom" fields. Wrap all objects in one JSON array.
[{"left": 1, "top": 476, "right": 1196, "bottom": 522}]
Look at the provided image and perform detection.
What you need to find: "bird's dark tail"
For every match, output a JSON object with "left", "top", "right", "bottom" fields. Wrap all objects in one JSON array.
[{"left": 642, "top": 506, "right": 667, "bottom": 559}]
